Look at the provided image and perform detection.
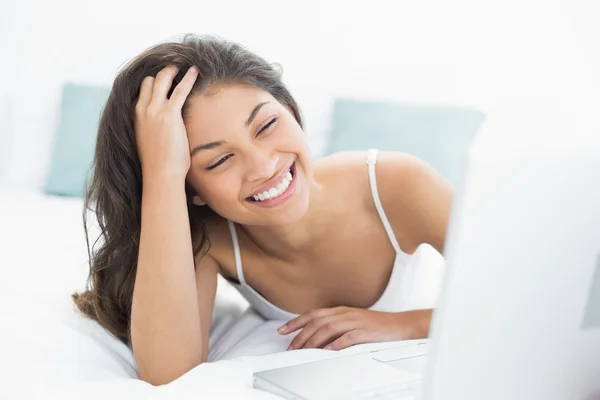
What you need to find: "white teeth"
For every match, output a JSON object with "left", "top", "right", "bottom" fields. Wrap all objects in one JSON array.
[{"left": 251, "top": 166, "right": 295, "bottom": 202}]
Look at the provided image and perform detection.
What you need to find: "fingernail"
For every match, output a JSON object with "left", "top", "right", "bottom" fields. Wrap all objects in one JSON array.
[
  {"left": 277, "top": 325, "right": 287, "bottom": 333},
  {"left": 189, "top": 66, "right": 198, "bottom": 73},
  {"left": 324, "top": 345, "right": 332, "bottom": 350},
  {"left": 287, "top": 345, "right": 293, "bottom": 351}
]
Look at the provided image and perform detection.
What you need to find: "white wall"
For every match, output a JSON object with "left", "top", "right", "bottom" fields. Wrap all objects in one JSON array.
[{"left": 0, "top": 0, "right": 599, "bottom": 189}]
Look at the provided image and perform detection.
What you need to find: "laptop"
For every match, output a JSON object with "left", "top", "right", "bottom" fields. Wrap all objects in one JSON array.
[{"left": 253, "top": 113, "right": 600, "bottom": 400}]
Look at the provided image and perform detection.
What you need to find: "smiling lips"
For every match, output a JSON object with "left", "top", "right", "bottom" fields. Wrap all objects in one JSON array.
[{"left": 248, "top": 165, "right": 294, "bottom": 203}]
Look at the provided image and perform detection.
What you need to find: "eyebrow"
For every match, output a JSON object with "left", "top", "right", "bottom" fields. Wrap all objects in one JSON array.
[
  {"left": 190, "top": 140, "right": 226, "bottom": 157},
  {"left": 245, "top": 101, "right": 270, "bottom": 127},
  {"left": 190, "top": 101, "right": 271, "bottom": 157}
]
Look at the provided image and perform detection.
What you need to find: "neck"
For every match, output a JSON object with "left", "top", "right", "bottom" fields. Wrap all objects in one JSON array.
[{"left": 238, "top": 179, "right": 329, "bottom": 261}]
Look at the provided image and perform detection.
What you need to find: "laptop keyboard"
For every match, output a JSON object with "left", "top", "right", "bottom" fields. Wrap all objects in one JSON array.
[{"left": 351, "top": 380, "right": 421, "bottom": 399}]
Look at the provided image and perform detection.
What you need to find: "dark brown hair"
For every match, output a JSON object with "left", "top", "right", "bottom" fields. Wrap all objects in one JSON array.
[{"left": 72, "top": 34, "right": 303, "bottom": 344}]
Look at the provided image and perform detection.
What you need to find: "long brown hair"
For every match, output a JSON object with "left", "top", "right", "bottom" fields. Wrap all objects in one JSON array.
[{"left": 73, "top": 34, "right": 303, "bottom": 344}]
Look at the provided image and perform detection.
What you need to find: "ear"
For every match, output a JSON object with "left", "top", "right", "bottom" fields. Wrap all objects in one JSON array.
[{"left": 192, "top": 194, "right": 206, "bottom": 206}]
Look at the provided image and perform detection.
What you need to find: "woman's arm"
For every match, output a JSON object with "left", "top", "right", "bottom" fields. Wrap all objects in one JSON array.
[
  {"left": 130, "top": 65, "right": 217, "bottom": 385},
  {"left": 130, "top": 178, "right": 218, "bottom": 386}
]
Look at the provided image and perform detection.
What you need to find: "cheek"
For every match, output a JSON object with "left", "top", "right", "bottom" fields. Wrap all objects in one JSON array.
[
  {"left": 202, "top": 174, "right": 243, "bottom": 206},
  {"left": 284, "top": 122, "right": 312, "bottom": 170},
  {"left": 280, "top": 119, "right": 309, "bottom": 151}
]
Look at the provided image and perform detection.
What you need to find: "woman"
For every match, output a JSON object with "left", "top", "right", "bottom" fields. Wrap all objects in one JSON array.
[{"left": 73, "top": 34, "right": 453, "bottom": 386}]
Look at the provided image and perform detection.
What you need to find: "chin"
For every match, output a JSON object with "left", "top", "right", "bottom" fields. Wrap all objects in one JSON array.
[{"left": 277, "top": 194, "right": 310, "bottom": 224}]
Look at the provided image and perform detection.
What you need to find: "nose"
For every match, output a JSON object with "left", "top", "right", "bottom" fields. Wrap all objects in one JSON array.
[{"left": 245, "top": 151, "right": 279, "bottom": 183}]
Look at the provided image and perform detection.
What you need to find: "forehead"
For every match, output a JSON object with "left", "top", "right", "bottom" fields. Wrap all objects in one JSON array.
[
  {"left": 185, "top": 84, "right": 275, "bottom": 128},
  {"left": 184, "top": 85, "right": 276, "bottom": 147}
]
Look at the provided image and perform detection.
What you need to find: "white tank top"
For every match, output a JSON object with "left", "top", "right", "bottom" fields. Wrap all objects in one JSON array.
[{"left": 227, "top": 149, "right": 417, "bottom": 321}]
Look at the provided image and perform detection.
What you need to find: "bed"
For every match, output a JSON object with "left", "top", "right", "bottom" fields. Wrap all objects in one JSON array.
[{"left": 0, "top": 185, "right": 446, "bottom": 399}]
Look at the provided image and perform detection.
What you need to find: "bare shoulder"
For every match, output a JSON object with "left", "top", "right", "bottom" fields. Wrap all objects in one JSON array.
[
  {"left": 313, "top": 151, "right": 365, "bottom": 178},
  {"left": 315, "top": 150, "right": 453, "bottom": 253},
  {"left": 314, "top": 150, "right": 418, "bottom": 175},
  {"left": 373, "top": 150, "right": 453, "bottom": 253},
  {"left": 311, "top": 151, "right": 420, "bottom": 221},
  {"left": 367, "top": 150, "right": 449, "bottom": 205},
  {"left": 312, "top": 150, "right": 422, "bottom": 201},
  {"left": 312, "top": 151, "right": 374, "bottom": 205}
]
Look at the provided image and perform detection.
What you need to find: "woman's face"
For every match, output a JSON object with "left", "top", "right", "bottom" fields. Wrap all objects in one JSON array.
[{"left": 184, "top": 84, "right": 312, "bottom": 226}]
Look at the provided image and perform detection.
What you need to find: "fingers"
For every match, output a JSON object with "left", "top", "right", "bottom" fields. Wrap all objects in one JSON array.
[
  {"left": 324, "top": 330, "right": 370, "bottom": 351},
  {"left": 302, "top": 319, "right": 358, "bottom": 350},
  {"left": 137, "top": 65, "right": 199, "bottom": 116},
  {"left": 150, "top": 65, "right": 180, "bottom": 105},
  {"left": 136, "top": 76, "right": 155, "bottom": 112},
  {"left": 288, "top": 315, "right": 340, "bottom": 350},
  {"left": 170, "top": 66, "right": 199, "bottom": 109},
  {"left": 278, "top": 307, "right": 347, "bottom": 335}
]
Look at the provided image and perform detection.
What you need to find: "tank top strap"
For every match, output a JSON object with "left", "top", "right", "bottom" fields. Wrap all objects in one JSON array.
[
  {"left": 366, "top": 149, "right": 403, "bottom": 254},
  {"left": 227, "top": 220, "right": 246, "bottom": 285}
]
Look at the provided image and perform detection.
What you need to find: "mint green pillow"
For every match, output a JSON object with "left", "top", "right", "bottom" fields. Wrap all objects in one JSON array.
[
  {"left": 45, "top": 83, "right": 110, "bottom": 197},
  {"left": 325, "top": 99, "right": 485, "bottom": 187}
]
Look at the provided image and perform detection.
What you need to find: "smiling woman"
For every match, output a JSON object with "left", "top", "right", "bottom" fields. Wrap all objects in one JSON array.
[
  {"left": 183, "top": 84, "right": 311, "bottom": 225},
  {"left": 72, "top": 34, "right": 453, "bottom": 386}
]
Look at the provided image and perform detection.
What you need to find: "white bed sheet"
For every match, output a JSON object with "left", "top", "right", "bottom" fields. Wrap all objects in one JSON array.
[{"left": 0, "top": 186, "right": 434, "bottom": 399}]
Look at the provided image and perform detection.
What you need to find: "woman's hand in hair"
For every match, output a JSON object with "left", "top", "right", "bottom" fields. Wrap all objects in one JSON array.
[{"left": 134, "top": 65, "right": 199, "bottom": 182}]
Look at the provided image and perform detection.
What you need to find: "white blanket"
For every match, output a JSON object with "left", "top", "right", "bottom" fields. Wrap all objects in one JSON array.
[
  {"left": 0, "top": 186, "right": 442, "bottom": 399},
  {"left": 5, "top": 301, "right": 414, "bottom": 399}
]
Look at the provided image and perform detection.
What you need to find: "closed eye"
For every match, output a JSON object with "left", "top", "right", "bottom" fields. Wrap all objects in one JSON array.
[
  {"left": 206, "top": 117, "right": 277, "bottom": 170},
  {"left": 206, "top": 154, "right": 233, "bottom": 170},
  {"left": 257, "top": 117, "right": 278, "bottom": 136}
]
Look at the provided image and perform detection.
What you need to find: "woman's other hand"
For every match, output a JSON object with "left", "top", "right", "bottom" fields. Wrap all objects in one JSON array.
[{"left": 278, "top": 307, "right": 432, "bottom": 351}]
